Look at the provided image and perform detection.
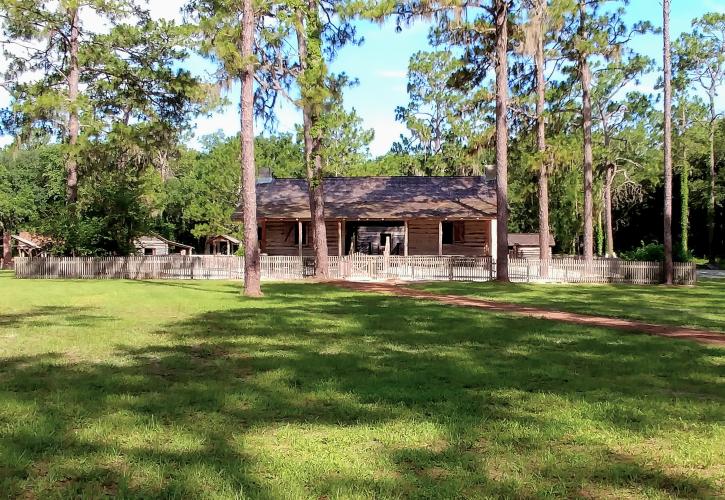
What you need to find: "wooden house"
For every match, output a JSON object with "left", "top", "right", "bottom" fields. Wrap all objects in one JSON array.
[
  {"left": 134, "top": 235, "right": 194, "bottom": 256},
  {"left": 508, "top": 233, "right": 555, "bottom": 259},
  {"left": 235, "top": 176, "right": 498, "bottom": 258}
]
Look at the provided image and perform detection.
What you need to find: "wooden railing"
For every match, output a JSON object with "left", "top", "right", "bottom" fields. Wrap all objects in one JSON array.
[{"left": 13, "top": 255, "right": 697, "bottom": 285}]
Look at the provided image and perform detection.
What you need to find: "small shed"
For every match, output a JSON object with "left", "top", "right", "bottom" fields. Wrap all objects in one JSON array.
[
  {"left": 508, "top": 233, "right": 555, "bottom": 259},
  {"left": 205, "top": 235, "right": 240, "bottom": 255},
  {"left": 12, "top": 232, "right": 52, "bottom": 257},
  {"left": 134, "top": 234, "right": 194, "bottom": 256}
]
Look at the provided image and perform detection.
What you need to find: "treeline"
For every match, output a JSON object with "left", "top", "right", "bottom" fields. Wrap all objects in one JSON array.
[{"left": 0, "top": 1, "right": 723, "bottom": 289}]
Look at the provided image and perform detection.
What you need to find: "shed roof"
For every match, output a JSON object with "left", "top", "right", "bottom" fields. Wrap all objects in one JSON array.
[
  {"left": 135, "top": 234, "right": 194, "bottom": 251},
  {"left": 237, "top": 176, "right": 497, "bottom": 220},
  {"left": 508, "top": 233, "right": 555, "bottom": 247}
]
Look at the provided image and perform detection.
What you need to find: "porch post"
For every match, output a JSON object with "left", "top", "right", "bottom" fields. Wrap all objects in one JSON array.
[
  {"left": 337, "top": 220, "right": 342, "bottom": 257},
  {"left": 438, "top": 220, "right": 443, "bottom": 256},
  {"left": 298, "top": 220, "right": 303, "bottom": 257},
  {"left": 490, "top": 219, "right": 498, "bottom": 260},
  {"left": 404, "top": 220, "right": 409, "bottom": 256}
]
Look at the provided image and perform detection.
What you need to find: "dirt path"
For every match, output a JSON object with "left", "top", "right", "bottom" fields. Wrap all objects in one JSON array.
[{"left": 334, "top": 281, "right": 725, "bottom": 346}]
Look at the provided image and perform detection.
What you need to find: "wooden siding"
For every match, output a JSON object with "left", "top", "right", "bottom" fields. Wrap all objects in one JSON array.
[
  {"left": 511, "top": 245, "right": 541, "bottom": 259},
  {"left": 134, "top": 236, "right": 169, "bottom": 256},
  {"left": 263, "top": 220, "right": 340, "bottom": 256},
  {"left": 408, "top": 219, "right": 491, "bottom": 256}
]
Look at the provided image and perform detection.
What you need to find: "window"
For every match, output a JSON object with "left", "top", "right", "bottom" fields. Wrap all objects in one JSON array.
[
  {"left": 294, "top": 222, "right": 310, "bottom": 246},
  {"left": 442, "top": 221, "right": 465, "bottom": 244},
  {"left": 144, "top": 248, "right": 155, "bottom": 256}
]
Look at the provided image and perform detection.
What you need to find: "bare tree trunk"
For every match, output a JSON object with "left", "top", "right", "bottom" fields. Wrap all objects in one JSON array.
[
  {"left": 66, "top": 6, "right": 80, "bottom": 204},
  {"left": 495, "top": 0, "right": 509, "bottom": 282},
  {"left": 240, "top": 0, "right": 262, "bottom": 297},
  {"left": 2, "top": 229, "right": 12, "bottom": 270},
  {"left": 708, "top": 90, "right": 717, "bottom": 265},
  {"left": 662, "top": 0, "right": 674, "bottom": 284},
  {"left": 534, "top": 0, "right": 550, "bottom": 276},
  {"left": 604, "top": 163, "right": 615, "bottom": 257},
  {"left": 296, "top": 7, "right": 329, "bottom": 279},
  {"left": 579, "top": 1, "right": 594, "bottom": 264},
  {"left": 680, "top": 104, "right": 689, "bottom": 254}
]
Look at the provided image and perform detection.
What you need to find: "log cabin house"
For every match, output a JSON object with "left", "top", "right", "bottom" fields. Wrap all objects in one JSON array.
[{"left": 235, "top": 176, "right": 498, "bottom": 258}]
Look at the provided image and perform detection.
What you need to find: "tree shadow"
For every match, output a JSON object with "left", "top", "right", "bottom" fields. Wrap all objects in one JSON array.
[
  {"left": 0, "top": 283, "right": 722, "bottom": 497},
  {"left": 0, "top": 306, "right": 114, "bottom": 329}
]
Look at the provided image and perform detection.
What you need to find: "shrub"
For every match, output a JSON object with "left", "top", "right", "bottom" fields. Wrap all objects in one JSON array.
[{"left": 620, "top": 241, "right": 693, "bottom": 262}]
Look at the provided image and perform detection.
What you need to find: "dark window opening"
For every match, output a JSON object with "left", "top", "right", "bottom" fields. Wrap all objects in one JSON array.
[
  {"left": 144, "top": 248, "right": 155, "bottom": 256},
  {"left": 294, "top": 222, "right": 310, "bottom": 246},
  {"left": 442, "top": 221, "right": 465, "bottom": 244},
  {"left": 379, "top": 233, "right": 391, "bottom": 248}
]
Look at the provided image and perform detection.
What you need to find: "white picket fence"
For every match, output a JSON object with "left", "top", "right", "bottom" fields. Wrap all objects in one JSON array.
[{"left": 13, "top": 255, "right": 697, "bottom": 285}]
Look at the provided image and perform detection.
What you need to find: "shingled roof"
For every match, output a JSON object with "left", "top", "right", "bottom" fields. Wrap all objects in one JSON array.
[
  {"left": 508, "top": 233, "right": 555, "bottom": 247},
  {"left": 235, "top": 176, "right": 497, "bottom": 220}
]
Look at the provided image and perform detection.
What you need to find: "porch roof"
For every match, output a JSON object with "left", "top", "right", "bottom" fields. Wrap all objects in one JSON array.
[{"left": 236, "top": 176, "right": 497, "bottom": 220}]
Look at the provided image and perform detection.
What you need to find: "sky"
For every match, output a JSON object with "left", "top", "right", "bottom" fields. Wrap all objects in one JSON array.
[
  {"left": 180, "top": 0, "right": 725, "bottom": 156},
  {"left": 2, "top": 0, "right": 725, "bottom": 155}
]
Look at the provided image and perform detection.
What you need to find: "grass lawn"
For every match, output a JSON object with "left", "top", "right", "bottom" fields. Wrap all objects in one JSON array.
[
  {"left": 0, "top": 271, "right": 723, "bottom": 498},
  {"left": 413, "top": 279, "right": 725, "bottom": 333}
]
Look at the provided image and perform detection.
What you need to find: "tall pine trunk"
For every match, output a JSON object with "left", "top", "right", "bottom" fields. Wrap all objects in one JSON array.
[
  {"left": 240, "top": 0, "right": 262, "bottom": 297},
  {"left": 707, "top": 90, "right": 717, "bottom": 265},
  {"left": 534, "top": 0, "right": 550, "bottom": 275},
  {"left": 2, "top": 229, "right": 11, "bottom": 270},
  {"left": 579, "top": 1, "right": 594, "bottom": 264},
  {"left": 296, "top": 6, "right": 329, "bottom": 279},
  {"left": 604, "top": 162, "right": 615, "bottom": 257},
  {"left": 495, "top": 0, "right": 510, "bottom": 282},
  {"left": 66, "top": 7, "right": 80, "bottom": 204},
  {"left": 662, "top": 0, "right": 674, "bottom": 284},
  {"left": 680, "top": 104, "right": 689, "bottom": 254}
]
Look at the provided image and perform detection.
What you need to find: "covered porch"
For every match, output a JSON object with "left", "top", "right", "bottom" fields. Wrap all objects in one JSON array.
[{"left": 259, "top": 218, "right": 496, "bottom": 258}]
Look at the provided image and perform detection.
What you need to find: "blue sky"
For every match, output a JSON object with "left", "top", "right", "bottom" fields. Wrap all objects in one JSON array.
[{"left": 189, "top": 0, "right": 725, "bottom": 156}]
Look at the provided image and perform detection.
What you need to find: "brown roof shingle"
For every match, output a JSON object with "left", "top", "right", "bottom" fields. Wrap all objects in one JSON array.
[
  {"left": 508, "top": 233, "right": 555, "bottom": 247},
  {"left": 236, "top": 176, "right": 497, "bottom": 220}
]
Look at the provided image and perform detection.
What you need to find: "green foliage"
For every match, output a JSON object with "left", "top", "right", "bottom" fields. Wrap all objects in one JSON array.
[
  {"left": 0, "top": 145, "right": 62, "bottom": 232},
  {"left": 619, "top": 241, "right": 693, "bottom": 263}
]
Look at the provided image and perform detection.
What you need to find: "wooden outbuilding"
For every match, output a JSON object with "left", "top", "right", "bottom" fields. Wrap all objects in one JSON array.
[
  {"left": 508, "top": 233, "right": 555, "bottom": 259},
  {"left": 205, "top": 235, "right": 241, "bottom": 255},
  {"left": 11, "top": 232, "right": 52, "bottom": 257},
  {"left": 235, "top": 176, "right": 498, "bottom": 258},
  {"left": 134, "top": 235, "right": 194, "bottom": 256}
]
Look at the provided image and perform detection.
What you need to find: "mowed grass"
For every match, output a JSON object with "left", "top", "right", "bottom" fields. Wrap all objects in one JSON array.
[
  {"left": 414, "top": 279, "right": 725, "bottom": 333},
  {"left": 0, "top": 272, "right": 723, "bottom": 499}
]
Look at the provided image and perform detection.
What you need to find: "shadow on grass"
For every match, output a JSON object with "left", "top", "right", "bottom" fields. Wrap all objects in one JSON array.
[
  {"left": 0, "top": 283, "right": 723, "bottom": 498},
  {"left": 0, "top": 306, "right": 113, "bottom": 329}
]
